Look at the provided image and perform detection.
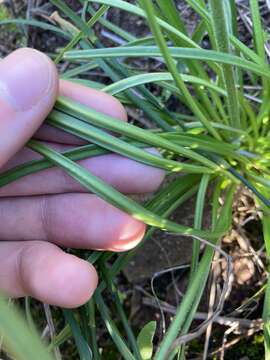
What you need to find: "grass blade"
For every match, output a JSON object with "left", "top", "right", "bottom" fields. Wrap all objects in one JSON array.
[
  {"left": 27, "top": 139, "right": 227, "bottom": 239},
  {"left": 63, "top": 46, "right": 270, "bottom": 79},
  {"left": 0, "top": 297, "right": 54, "bottom": 360},
  {"left": 209, "top": 0, "right": 240, "bottom": 128},
  {"left": 63, "top": 309, "right": 92, "bottom": 360}
]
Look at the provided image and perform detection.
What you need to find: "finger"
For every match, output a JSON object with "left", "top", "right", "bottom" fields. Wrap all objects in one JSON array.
[
  {"left": 0, "top": 194, "right": 146, "bottom": 252},
  {"left": 0, "top": 48, "right": 58, "bottom": 167},
  {"left": 34, "top": 79, "right": 127, "bottom": 144},
  {"left": 0, "top": 240, "right": 98, "bottom": 308},
  {"left": 0, "top": 144, "right": 164, "bottom": 196}
]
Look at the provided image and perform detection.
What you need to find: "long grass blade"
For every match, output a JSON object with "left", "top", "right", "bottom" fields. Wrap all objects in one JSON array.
[{"left": 63, "top": 46, "right": 270, "bottom": 79}]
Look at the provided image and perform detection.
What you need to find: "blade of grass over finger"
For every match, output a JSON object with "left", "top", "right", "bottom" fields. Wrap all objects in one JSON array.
[
  {"left": 27, "top": 140, "right": 227, "bottom": 239},
  {"left": 0, "top": 144, "right": 109, "bottom": 188},
  {"left": 47, "top": 110, "right": 213, "bottom": 174},
  {"left": 54, "top": 98, "right": 221, "bottom": 173},
  {"left": 0, "top": 130, "right": 239, "bottom": 189}
]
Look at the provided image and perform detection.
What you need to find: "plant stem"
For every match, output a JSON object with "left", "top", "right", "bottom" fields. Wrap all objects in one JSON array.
[{"left": 209, "top": 0, "right": 240, "bottom": 129}]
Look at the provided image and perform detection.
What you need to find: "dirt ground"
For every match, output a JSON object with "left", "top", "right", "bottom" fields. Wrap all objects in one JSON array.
[{"left": 0, "top": 1, "right": 269, "bottom": 359}]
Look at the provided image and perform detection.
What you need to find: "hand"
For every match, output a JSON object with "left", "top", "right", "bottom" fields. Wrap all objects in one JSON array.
[{"left": 0, "top": 48, "right": 164, "bottom": 308}]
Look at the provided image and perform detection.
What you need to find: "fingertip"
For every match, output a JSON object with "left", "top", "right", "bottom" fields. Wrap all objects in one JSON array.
[
  {"left": 59, "top": 79, "right": 128, "bottom": 122},
  {"left": 110, "top": 219, "right": 146, "bottom": 252},
  {"left": 0, "top": 48, "right": 59, "bottom": 166},
  {"left": 0, "top": 47, "right": 58, "bottom": 112},
  {"left": 19, "top": 242, "right": 98, "bottom": 308},
  {"left": 106, "top": 209, "right": 146, "bottom": 252},
  {"left": 58, "top": 257, "right": 98, "bottom": 308}
]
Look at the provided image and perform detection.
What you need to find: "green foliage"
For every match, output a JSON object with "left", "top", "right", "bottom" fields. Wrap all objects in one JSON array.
[
  {"left": 0, "top": 0, "right": 270, "bottom": 359},
  {"left": 0, "top": 297, "right": 54, "bottom": 360},
  {"left": 137, "top": 321, "right": 156, "bottom": 360}
]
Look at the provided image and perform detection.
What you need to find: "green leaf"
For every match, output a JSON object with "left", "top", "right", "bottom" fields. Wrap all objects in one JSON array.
[
  {"left": 0, "top": 19, "right": 70, "bottom": 38},
  {"left": 137, "top": 321, "right": 157, "bottom": 360},
  {"left": 209, "top": 0, "right": 240, "bottom": 128},
  {"left": 55, "top": 96, "right": 220, "bottom": 171},
  {"left": 27, "top": 139, "right": 227, "bottom": 240},
  {"left": 94, "top": 290, "right": 135, "bottom": 360},
  {"left": 86, "top": 0, "right": 199, "bottom": 48},
  {"left": 63, "top": 46, "right": 270, "bottom": 79},
  {"left": 48, "top": 110, "right": 212, "bottom": 174},
  {"left": 0, "top": 297, "right": 54, "bottom": 360},
  {"left": 155, "top": 185, "right": 235, "bottom": 359},
  {"left": 63, "top": 309, "right": 92, "bottom": 360},
  {"left": 103, "top": 72, "right": 227, "bottom": 97}
]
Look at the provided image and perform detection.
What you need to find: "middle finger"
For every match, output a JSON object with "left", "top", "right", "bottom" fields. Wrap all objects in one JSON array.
[{"left": 0, "top": 144, "right": 164, "bottom": 197}]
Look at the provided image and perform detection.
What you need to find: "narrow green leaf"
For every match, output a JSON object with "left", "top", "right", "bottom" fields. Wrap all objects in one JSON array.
[
  {"left": 55, "top": 96, "right": 221, "bottom": 172},
  {"left": 155, "top": 186, "right": 235, "bottom": 359},
  {"left": 190, "top": 174, "right": 210, "bottom": 277},
  {"left": 87, "top": 0, "right": 199, "bottom": 48},
  {"left": 0, "top": 297, "right": 54, "bottom": 360},
  {"left": 63, "top": 309, "right": 92, "bottom": 360},
  {"left": 48, "top": 110, "right": 212, "bottom": 174},
  {"left": 27, "top": 140, "right": 227, "bottom": 240},
  {"left": 209, "top": 0, "right": 240, "bottom": 128},
  {"left": 63, "top": 46, "right": 270, "bottom": 79},
  {"left": 94, "top": 290, "right": 135, "bottom": 360},
  {"left": 0, "top": 19, "right": 70, "bottom": 38},
  {"left": 54, "top": 5, "right": 109, "bottom": 64},
  {"left": 103, "top": 72, "right": 227, "bottom": 97}
]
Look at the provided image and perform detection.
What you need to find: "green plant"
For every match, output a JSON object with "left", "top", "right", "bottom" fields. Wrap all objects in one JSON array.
[{"left": 0, "top": 0, "right": 270, "bottom": 358}]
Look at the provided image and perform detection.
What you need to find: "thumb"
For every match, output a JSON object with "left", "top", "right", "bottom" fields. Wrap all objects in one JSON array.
[{"left": 0, "top": 48, "right": 58, "bottom": 168}]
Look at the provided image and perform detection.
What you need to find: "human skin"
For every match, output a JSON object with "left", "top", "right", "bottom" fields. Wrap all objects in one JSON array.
[{"left": 0, "top": 48, "right": 164, "bottom": 308}]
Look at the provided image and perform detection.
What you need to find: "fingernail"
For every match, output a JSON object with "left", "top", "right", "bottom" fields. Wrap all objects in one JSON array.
[{"left": 0, "top": 48, "right": 54, "bottom": 111}]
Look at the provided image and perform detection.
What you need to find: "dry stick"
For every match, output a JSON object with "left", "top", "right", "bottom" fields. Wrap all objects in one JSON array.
[
  {"left": 147, "top": 233, "right": 233, "bottom": 350},
  {"left": 43, "top": 304, "right": 62, "bottom": 360},
  {"left": 237, "top": 225, "right": 265, "bottom": 272},
  {"left": 165, "top": 235, "right": 233, "bottom": 350},
  {"left": 222, "top": 323, "right": 241, "bottom": 360},
  {"left": 151, "top": 264, "right": 191, "bottom": 338},
  {"left": 152, "top": 237, "right": 184, "bottom": 303},
  {"left": 142, "top": 297, "right": 263, "bottom": 331},
  {"left": 209, "top": 335, "right": 249, "bottom": 359}
]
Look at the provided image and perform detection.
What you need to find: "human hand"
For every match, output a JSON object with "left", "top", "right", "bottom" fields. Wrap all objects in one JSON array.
[{"left": 0, "top": 48, "right": 164, "bottom": 308}]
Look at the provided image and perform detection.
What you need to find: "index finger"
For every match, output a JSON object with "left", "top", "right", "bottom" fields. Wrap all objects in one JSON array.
[{"left": 34, "top": 79, "right": 127, "bottom": 144}]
